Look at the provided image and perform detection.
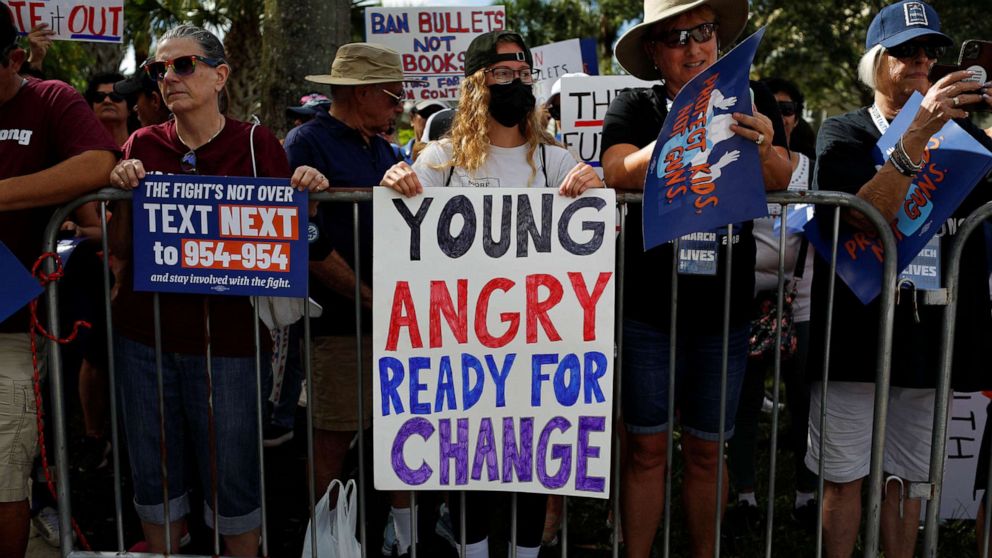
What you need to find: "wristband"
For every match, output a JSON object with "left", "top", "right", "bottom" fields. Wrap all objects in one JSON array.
[
  {"left": 895, "top": 136, "right": 924, "bottom": 173},
  {"left": 889, "top": 153, "right": 917, "bottom": 177}
]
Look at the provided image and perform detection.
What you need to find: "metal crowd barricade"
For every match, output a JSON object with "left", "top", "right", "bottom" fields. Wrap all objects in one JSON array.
[
  {"left": 39, "top": 187, "right": 902, "bottom": 558},
  {"left": 923, "top": 200, "right": 992, "bottom": 558}
]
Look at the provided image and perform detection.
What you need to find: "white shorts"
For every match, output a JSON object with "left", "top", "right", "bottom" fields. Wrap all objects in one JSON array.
[{"left": 805, "top": 381, "right": 935, "bottom": 484}]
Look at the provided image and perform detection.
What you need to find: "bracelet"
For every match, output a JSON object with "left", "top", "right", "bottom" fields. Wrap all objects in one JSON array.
[
  {"left": 894, "top": 136, "right": 924, "bottom": 173},
  {"left": 889, "top": 152, "right": 917, "bottom": 177}
]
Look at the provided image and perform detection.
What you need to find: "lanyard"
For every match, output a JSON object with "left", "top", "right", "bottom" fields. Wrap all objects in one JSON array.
[{"left": 868, "top": 104, "right": 890, "bottom": 135}]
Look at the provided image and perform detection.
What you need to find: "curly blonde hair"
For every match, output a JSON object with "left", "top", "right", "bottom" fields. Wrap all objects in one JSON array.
[{"left": 440, "top": 64, "right": 556, "bottom": 180}]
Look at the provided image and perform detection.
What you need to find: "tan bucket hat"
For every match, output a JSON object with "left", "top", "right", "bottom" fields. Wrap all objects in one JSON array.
[
  {"left": 614, "top": 0, "right": 748, "bottom": 81},
  {"left": 306, "top": 42, "right": 404, "bottom": 85}
]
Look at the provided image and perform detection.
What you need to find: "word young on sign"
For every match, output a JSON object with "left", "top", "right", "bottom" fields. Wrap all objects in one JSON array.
[
  {"left": 642, "top": 27, "right": 769, "bottom": 250},
  {"left": 804, "top": 91, "right": 992, "bottom": 304},
  {"left": 365, "top": 6, "right": 505, "bottom": 100},
  {"left": 132, "top": 174, "right": 308, "bottom": 297},
  {"left": 3, "top": 0, "right": 124, "bottom": 43},
  {"left": 373, "top": 188, "right": 616, "bottom": 497},
  {"left": 560, "top": 75, "right": 653, "bottom": 177}
]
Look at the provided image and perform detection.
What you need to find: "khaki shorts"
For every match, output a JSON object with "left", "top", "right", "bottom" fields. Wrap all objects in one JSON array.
[
  {"left": 311, "top": 335, "right": 372, "bottom": 431},
  {"left": 0, "top": 334, "right": 39, "bottom": 502}
]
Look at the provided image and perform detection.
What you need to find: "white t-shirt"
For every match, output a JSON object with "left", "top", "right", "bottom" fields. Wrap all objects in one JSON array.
[
  {"left": 753, "top": 152, "right": 815, "bottom": 322},
  {"left": 413, "top": 140, "right": 578, "bottom": 189}
]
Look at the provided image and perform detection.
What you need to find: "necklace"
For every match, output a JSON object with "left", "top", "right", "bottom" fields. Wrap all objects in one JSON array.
[{"left": 176, "top": 116, "right": 225, "bottom": 151}]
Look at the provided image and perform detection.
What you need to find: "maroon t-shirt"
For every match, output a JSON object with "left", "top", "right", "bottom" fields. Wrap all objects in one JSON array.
[
  {"left": 113, "top": 118, "right": 291, "bottom": 356},
  {"left": 0, "top": 78, "right": 119, "bottom": 333}
]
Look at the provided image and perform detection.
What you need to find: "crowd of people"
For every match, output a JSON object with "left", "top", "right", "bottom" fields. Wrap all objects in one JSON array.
[{"left": 2, "top": 0, "right": 992, "bottom": 557}]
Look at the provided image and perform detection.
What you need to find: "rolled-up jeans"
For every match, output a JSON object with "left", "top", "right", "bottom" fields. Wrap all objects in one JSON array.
[{"left": 115, "top": 333, "right": 261, "bottom": 535}]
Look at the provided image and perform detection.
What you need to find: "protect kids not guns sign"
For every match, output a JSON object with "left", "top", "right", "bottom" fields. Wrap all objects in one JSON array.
[
  {"left": 804, "top": 91, "right": 992, "bottom": 304},
  {"left": 132, "top": 175, "right": 308, "bottom": 298},
  {"left": 642, "top": 27, "right": 768, "bottom": 250},
  {"left": 365, "top": 6, "right": 505, "bottom": 101},
  {"left": 2, "top": 0, "right": 124, "bottom": 43},
  {"left": 373, "top": 188, "right": 616, "bottom": 497}
]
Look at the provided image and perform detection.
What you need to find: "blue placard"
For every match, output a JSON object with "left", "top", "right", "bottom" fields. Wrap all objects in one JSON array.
[
  {"left": 642, "top": 27, "right": 769, "bottom": 250},
  {"left": 132, "top": 174, "right": 308, "bottom": 297},
  {"left": 0, "top": 241, "right": 43, "bottom": 324},
  {"left": 805, "top": 92, "right": 992, "bottom": 304}
]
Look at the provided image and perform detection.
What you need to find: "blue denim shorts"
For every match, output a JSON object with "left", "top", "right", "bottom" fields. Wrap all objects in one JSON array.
[
  {"left": 620, "top": 319, "right": 748, "bottom": 440},
  {"left": 115, "top": 334, "right": 261, "bottom": 535}
]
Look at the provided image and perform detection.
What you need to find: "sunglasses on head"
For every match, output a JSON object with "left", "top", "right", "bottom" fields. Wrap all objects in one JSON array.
[
  {"left": 886, "top": 40, "right": 946, "bottom": 60},
  {"left": 89, "top": 91, "right": 125, "bottom": 104},
  {"left": 777, "top": 101, "right": 797, "bottom": 117},
  {"left": 181, "top": 150, "right": 197, "bottom": 174},
  {"left": 142, "top": 55, "right": 225, "bottom": 82},
  {"left": 652, "top": 22, "right": 719, "bottom": 48}
]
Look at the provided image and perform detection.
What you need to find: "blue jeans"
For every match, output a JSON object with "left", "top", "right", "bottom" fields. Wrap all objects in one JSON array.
[
  {"left": 621, "top": 319, "right": 748, "bottom": 440},
  {"left": 115, "top": 334, "right": 261, "bottom": 534}
]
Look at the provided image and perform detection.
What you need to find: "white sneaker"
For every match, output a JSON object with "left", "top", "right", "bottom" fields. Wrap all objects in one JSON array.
[{"left": 32, "top": 506, "right": 60, "bottom": 547}]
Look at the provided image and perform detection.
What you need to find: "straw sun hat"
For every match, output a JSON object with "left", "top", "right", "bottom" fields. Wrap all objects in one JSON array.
[{"left": 614, "top": 0, "right": 749, "bottom": 81}]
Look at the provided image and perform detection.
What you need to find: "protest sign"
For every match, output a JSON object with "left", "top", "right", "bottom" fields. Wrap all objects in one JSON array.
[
  {"left": 2, "top": 0, "right": 124, "bottom": 43},
  {"left": 642, "top": 27, "right": 769, "bottom": 250},
  {"left": 373, "top": 188, "right": 616, "bottom": 497},
  {"left": 365, "top": 6, "right": 505, "bottom": 101},
  {"left": 0, "top": 241, "right": 42, "bottom": 324},
  {"left": 132, "top": 174, "right": 308, "bottom": 298},
  {"left": 531, "top": 38, "right": 598, "bottom": 105},
  {"left": 804, "top": 91, "right": 992, "bottom": 304},
  {"left": 935, "top": 391, "right": 990, "bottom": 520},
  {"left": 560, "top": 75, "right": 653, "bottom": 177}
]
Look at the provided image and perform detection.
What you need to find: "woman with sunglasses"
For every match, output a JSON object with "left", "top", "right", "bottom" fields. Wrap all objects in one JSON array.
[
  {"left": 598, "top": 0, "right": 792, "bottom": 555},
  {"left": 805, "top": 2, "right": 992, "bottom": 556},
  {"left": 381, "top": 30, "right": 602, "bottom": 558},
  {"left": 107, "top": 24, "right": 327, "bottom": 556}
]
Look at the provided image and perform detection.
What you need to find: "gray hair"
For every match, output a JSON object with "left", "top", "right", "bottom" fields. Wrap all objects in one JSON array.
[
  {"left": 159, "top": 24, "right": 227, "bottom": 66},
  {"left": 858, "top": 44, "right": 885, "bottom": 90}
]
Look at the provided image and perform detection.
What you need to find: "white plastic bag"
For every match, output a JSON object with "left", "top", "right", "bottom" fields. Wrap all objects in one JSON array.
[{"left": 300, "top": 479, "right": 361, "bottom": 558}]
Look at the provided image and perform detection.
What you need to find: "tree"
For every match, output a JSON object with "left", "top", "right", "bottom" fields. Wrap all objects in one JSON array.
[{"left": 259, "top": 0, "right": 349, "bottom": 138}]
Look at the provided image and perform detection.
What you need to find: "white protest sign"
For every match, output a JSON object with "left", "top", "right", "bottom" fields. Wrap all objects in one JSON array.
[
  {"left": 365, "top": 6, "right": 506, "bottom": 101},
  {"left": 2, "top": 0, "right": 124, "bottom": 43},
  {"left": 531, "top": 38, "right": 585, "bottom": 105},
  {"left": 560, "top": 75, "right": 654, "bottom": 178},
  {"left": 373, "top": 187, "right": 616, "bottom": 498},
  {"left": 935, "top": 391, "right": 990, "bottom": 519}
]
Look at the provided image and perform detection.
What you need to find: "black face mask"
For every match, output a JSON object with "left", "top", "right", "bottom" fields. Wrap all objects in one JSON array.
[{"left": 488, "top": 80, "right": 535, "bottom": 128}]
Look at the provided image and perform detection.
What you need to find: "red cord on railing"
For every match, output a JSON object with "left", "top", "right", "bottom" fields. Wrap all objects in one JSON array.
[{"left": 29, "top": 251, "right": 93, "bottom": 551}]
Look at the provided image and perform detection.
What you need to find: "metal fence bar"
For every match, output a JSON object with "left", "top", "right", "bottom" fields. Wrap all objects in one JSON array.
[
  {"left": 253, "top": 304, "right": 270, "bottom": 557},
  {"left": 304, "top": 284, "right": 318, "bottom": 558},
  {"left": 459, "top": 491, "right": 467, "bottom": 556},
  {"left": 352, "top": 201, "right": 369, "bottom": 557},
  {"left": 204, "top": 301, "right": 222, "bottom": 556},
  {"left": 409, "top": 491, "right": 417, "bottom": 558},
  {"left": 923, "top": 201, "right": 992, "bottom": 556},
  {"left": 662, "top": 238, "right": 679, "bottom": 558},
  {"left": 712, "top": 223, "right": 734, "bottom": 558},
  {"left": 611, "top": 198, "right": 628, "bottom": 558},
  {"left": 152, "top": 293, "right": 173, "bottom": 555},
  {"left": 510, "top": 492, "right": 518, "bottom": 557},
  {"left": 561, "top": 495, "right": 568, "bottom": 556},
  {"left": 99, "top": 202, "right": 127, "bottom": 553}
]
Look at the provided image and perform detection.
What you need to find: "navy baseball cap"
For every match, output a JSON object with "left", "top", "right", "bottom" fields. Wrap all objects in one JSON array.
[
  {"left": 463, "top": 30, "right": 533, "bottom": 77},
  {"left": 866, "top": 1, "right": 951, "bottom": 50}
]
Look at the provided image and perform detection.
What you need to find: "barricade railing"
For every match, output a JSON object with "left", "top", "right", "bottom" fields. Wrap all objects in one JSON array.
[
  {"left": 37, "top": 187, "right": 903, "bottom": 558},
  {"left": 923, "top": 200, "right": 992, "bottom": 558}
]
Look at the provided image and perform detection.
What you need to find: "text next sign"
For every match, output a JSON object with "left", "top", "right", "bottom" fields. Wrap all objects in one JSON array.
[{"left": 132, "top": 175, "right": 308, "bottom": 297}]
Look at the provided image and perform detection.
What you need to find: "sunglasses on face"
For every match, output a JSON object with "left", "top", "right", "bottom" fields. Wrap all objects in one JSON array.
[
  {"left": 142, "top": 55, "right": 225, "bottom": 82},
  {"left": 652, "top": 22, "right": 719, "bottom": 48},
  {"left": 89, "top": 91, "right": 125, "bottom": 104},
  {"left": 886, "top": 41, "right": 946, "bottom": 60},
  {"left": 777, "top": 101, "right": 797, "bottom": 117},
  {"left": 380, "top": 88, "right": 405, "bottom": 106},
  {"left": 485, "top": 67, "right": 539, "bottom": 85}
]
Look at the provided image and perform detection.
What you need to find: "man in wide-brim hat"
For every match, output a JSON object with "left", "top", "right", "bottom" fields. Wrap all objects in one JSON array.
[{"left": 600, "top": 0, "right": 794, "bottom": 556}]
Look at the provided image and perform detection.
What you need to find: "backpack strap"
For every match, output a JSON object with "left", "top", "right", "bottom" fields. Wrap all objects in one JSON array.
[{"left": 540, "top": 144, "right": 548, "bottom": 187}]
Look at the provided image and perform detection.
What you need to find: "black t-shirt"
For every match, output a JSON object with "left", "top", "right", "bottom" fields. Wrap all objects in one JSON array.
[
  {"left": 809, "top": 107, "right": 992, "bottom": 390},
  {"left": 600, "top": 81, "right": 788, "bottom": 333}
]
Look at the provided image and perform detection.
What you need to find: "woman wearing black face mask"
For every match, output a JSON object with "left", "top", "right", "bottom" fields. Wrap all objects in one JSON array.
[
  {"left": 381, "top": 30, "right": 603, "bottom": 197},
  {"left": 380, "top": 31, "right": 602, "bottom": 558}
]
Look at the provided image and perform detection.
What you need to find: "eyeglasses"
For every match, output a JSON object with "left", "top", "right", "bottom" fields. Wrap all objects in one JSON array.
[
  {"left": 651, "top": 22, "right": 719, "bottom": 48},
  {"left": 485, "top": 67, "right": 539, "bottom": 85},
  {"left": 181, "top": 150, "right": 197, "bottom": 174},
  {"left": 380, "top": 88, "right": 405, "bottom": 106},
  {"left": 886, "top": 41, "right": 946, "bottom": 60},
  {"left": 89, "top": 91, "right": 125, "bottom": 104},
  {"left": 777, "top": 101, "right": 797, "bottom": 117},
  {"left": 142, "top": 55, "right": 225, "bottom": 82}
]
